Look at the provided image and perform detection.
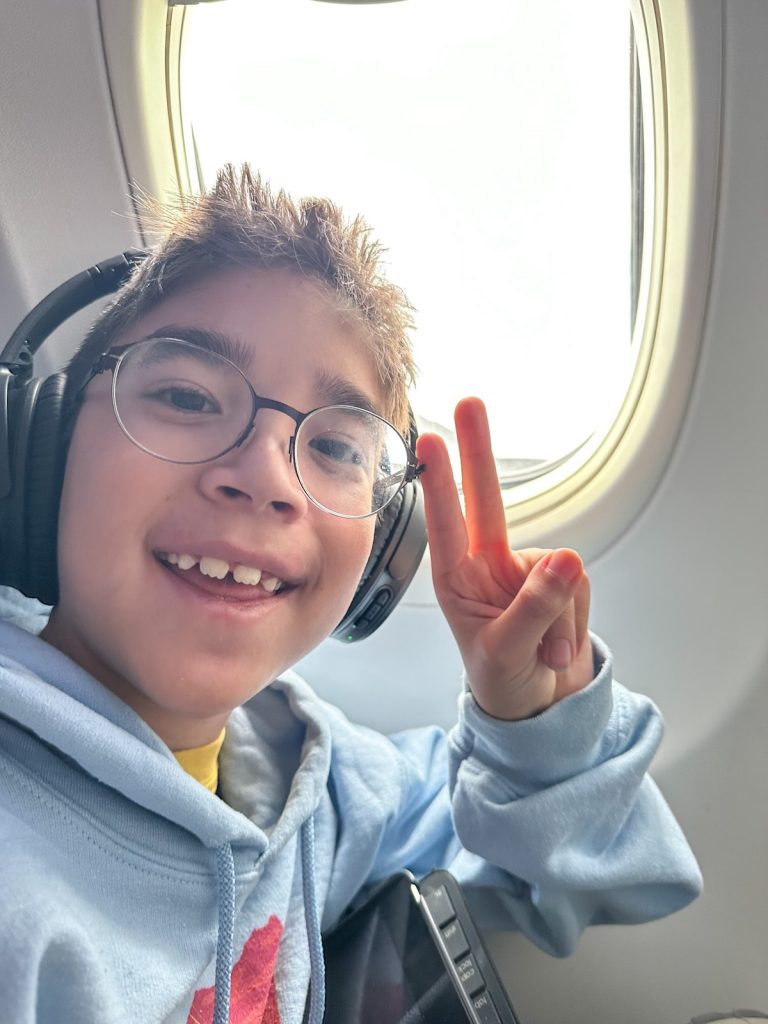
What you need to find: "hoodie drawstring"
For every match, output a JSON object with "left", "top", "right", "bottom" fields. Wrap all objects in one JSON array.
[
  {"left": 213, "top": 842, "right": 235, "bottom": 1024},
  {"left": 301, "top": 815, "right": 326, "bottom": 1024},
  {"left": 211, "top": 819, "right": 324, "bottom": 1024}
]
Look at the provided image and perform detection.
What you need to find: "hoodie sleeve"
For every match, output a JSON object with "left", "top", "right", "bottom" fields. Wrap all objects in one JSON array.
[{"left": 325, "top": 633, "right": 702, "bottom": 957}]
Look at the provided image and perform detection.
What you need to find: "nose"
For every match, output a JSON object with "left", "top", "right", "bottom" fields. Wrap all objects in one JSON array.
[{"left": 196, "top": 411, "right": 309, "bottom": 519}]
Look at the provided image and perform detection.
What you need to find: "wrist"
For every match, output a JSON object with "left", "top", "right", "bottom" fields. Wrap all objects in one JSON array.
[{"left": 467, "top": 676, "right": 557, "bottom": 722}]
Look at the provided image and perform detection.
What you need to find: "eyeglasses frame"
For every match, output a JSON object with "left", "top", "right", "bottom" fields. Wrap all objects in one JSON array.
[{"left": 79, "top": 337, "right": 424, "bottom": 519}]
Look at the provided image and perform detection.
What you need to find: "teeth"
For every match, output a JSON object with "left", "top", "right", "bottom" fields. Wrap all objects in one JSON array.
[
  {"left": 199, "top": 556, "right": 229, "bottom": 580},
  {"left": 162, "top": 551, "right": 284, "bottom": 592},
  {"left": 233, "top": 564, "right": 262, "bottom": 586}
]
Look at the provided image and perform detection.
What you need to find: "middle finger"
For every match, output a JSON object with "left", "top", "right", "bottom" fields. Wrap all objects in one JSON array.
[{"left": 455, "top": 397, "right": 510, "bottom": 558}]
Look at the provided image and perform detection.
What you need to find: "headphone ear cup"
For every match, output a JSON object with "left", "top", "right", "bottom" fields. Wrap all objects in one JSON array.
[
  {"left": 24, "top": 373, "right": 68, "bottom": 605},
  {"left": 1, "top": 252, "right": 142, "bottom": 606},
  {"left": 332, "top": 489, "right": 405, "bottom": 642},
  {"left": 359, "top": 488, "right": 406, "bottom": 595},
  {"left": 332, "top": 480, "right": 427, "bottom": 642}
]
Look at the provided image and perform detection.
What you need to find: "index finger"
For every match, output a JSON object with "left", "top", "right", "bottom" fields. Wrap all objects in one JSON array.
[
  {"left": 454, "top": 397, "right": 509, "bottom": 557},
  {"left": 415, "top": 431, "right": 469, "bottom": 574}
]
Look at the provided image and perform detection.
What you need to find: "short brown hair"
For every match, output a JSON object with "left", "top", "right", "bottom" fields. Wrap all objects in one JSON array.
[{"left": 67, "top": 165, "right": 417, "bottom": 432}]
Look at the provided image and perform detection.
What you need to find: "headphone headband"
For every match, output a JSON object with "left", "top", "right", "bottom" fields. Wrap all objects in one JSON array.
[{"left": 2, "top": 250, "right": 145, "bottom": 367}]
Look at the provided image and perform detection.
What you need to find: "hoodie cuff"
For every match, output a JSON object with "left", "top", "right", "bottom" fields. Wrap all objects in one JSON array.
[{"left": 449, "top": 633, "right": 636, "bottom": 794}]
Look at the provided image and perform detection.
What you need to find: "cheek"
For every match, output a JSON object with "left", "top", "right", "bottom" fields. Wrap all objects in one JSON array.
[
  {"left": 58, "top": 428, "right": 103, "bottom": 559},
  {"left": 56, "top": 458, "right": 124, "bottom": 606},
  {"left": 321, "top": 518, "right": 377, "bottom": 604},
  {"left": 56, "top": 417, "right": 151, "bottom": 595}
]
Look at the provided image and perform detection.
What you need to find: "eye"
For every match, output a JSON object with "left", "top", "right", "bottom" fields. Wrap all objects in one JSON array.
[
  {"left": 309, "top": 434, "right": 366, "bottom": 466},
  {"left": 145, "top": 384, "right": 221, "bottom": 415}
]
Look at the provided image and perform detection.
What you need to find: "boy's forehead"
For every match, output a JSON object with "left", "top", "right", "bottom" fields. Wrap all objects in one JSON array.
[
  {"left": 120, "top": 268, "right": 347, "bottom": 346},
  {"left": 115, "top": 268, "right": 385, "bottom": 410}
]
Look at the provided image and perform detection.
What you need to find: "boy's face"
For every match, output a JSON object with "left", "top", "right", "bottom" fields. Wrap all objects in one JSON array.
[{"left": 43, "top": 269, "right": 381, "bottom": 748}]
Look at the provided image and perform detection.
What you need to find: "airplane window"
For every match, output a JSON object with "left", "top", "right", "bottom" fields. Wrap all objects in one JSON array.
[{"left": 178, "top": 0, "right": 651, "bottom": 497}]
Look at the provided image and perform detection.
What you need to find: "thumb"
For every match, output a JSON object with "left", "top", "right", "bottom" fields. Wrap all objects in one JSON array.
[{"left": 492, "top": 549, "right": 583, "bottom": 663}]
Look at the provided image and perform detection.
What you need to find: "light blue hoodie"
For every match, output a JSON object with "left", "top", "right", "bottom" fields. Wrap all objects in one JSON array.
[{"left": 0, "top": 594, "right": 702, "bottom": 1024}]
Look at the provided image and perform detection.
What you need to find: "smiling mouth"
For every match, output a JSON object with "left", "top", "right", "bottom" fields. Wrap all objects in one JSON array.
[{"left": 156, "top": 551, "right": 292, "bottom": 598}]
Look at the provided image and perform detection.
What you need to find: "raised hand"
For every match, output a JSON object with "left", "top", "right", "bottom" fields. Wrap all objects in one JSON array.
[{"left": 416, "top": 397, "right": 594, "bottom": 720}]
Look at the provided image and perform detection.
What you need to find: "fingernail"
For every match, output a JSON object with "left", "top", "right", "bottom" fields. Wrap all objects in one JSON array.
[
  {"left": 546, "top": 550, "right": 581, "bottom": 583},
  {"left": 549, "top": 638, "right": 573, "bottom": 669}
]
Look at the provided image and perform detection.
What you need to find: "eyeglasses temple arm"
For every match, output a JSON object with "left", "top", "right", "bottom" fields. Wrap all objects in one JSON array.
[{"left": 379, "top": 461, "right": 424, "bottom": 493}]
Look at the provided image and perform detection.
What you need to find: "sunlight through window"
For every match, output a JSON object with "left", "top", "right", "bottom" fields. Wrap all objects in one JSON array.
[{"left": 180, "top": 0, "right": 646, "bottom": 486}]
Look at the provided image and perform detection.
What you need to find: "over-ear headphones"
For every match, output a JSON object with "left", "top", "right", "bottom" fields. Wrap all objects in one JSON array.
[{"left": 0, "top": 251, "right": 427, "bottom": 641}]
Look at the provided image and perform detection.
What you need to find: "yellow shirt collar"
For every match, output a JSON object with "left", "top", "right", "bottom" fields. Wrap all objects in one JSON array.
[{"left": 173, "top": 729, "right": 226, "bottom": 794}]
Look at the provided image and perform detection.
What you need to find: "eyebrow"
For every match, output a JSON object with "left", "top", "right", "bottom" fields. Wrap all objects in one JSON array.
[
  {"left": 143, "top": 326, "right": 254, "bottom": 371},
  {"left": 314, "top": 369, "right": 382, "bottom": 417},
  {"left": 141, "top": 325, "right": 383, "bottom": 416}
]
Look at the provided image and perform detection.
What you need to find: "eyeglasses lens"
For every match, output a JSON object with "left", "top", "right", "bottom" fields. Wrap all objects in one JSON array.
[
  {"left": 295, "top": 407, "right": 409, "bottom": 517},
  {"left": 112, "top": 338, "right": 253, "bottom": 464}
]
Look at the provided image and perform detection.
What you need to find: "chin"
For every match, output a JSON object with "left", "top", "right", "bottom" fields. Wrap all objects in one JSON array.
[{"left": 145, "top": 663, "right": 273, "bottom": 715}]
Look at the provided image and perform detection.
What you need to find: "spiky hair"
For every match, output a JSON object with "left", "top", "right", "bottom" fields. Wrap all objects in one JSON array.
[{"left": 66, "top": 165, "right": 417, "bottom": 432}]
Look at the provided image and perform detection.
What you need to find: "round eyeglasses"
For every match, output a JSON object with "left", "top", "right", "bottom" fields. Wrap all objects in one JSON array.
[{"left": 85, "top": 336, "right": 422, "bottom": 519}]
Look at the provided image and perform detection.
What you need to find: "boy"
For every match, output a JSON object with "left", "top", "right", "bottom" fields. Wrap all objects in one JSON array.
[{"left": 0, "top": 166, "right": 701, "bottom": 1024}]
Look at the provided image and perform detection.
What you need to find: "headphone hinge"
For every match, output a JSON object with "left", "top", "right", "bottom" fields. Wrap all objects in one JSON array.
[{"left": 0, "top": 344, "right": 34, "bottom": 383}]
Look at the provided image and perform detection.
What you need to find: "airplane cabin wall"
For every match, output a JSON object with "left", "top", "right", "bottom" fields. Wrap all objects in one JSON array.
[{"left": 0, "top": 2, "right": 141, "bottom": 373}]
